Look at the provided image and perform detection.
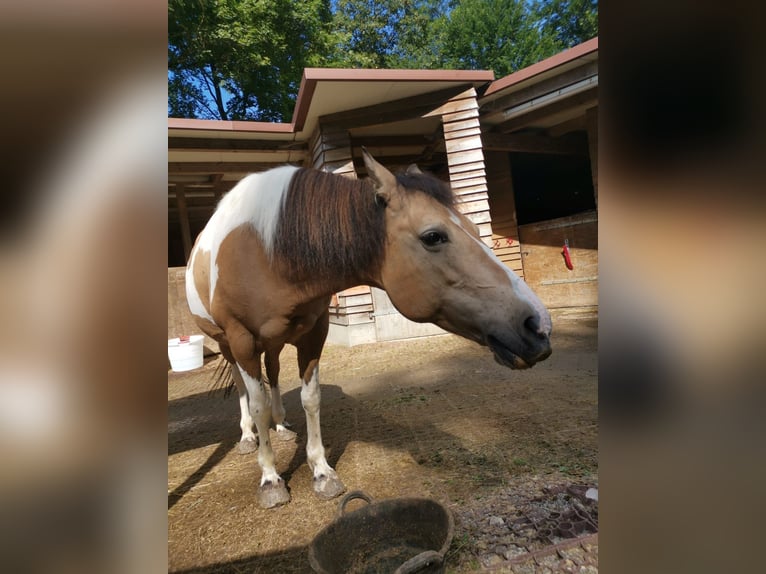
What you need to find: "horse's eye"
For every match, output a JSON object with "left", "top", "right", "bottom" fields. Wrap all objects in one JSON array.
[{"left": 420, "top": 230, "right": 448, "bottom": 249}]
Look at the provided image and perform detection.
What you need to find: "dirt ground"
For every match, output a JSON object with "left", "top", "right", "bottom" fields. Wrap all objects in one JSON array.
[{"left": 168, "top": 310, "right": 598, "bottom": 573}]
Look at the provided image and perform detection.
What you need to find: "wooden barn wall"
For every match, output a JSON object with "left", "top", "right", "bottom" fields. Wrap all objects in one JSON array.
[
  {"left": 168, "top": 267, "right": 220, "bottom": 355},
  {"left": 518, "top": 210, "right": 598, "bottom": 309},
  {"left": 484, "top": 150, "right": 524, "bottom": 278}
]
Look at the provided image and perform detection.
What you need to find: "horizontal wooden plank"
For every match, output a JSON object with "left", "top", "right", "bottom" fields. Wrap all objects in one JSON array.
[
  {"left": 465, "top": 211, "right": 491, "bottom": 224},
  {"left": 329, "top": 303, "right": 374, "bottom": 316},
  {"left": 449, "top": 168, "right": 486, "bottom": 182},
  {"left": 447, "top": 148, "right": 485, "bottom": 166},
  {"left": 456, "top": 190, "right": 490, "bottom": 205},
  {"left": 329, "top": 313, "right": 374, "bottom": 326},
  {"left": 477, "top": 222, "right": 493, "bottom": 237},
  {"left": 428, "top": 94, "right": 479, "bottom": 116},
  {"left": 443, "top": 126, "right": 482, "bottom": 140},
  {"left": 442, "top": 117, "right": 481, "bottom": 133},
  {"left": 337, "top": 285, "right": 371, "bottom": 296},
  {"left": 445, "top": 135, "right": 484, "bottom": 154},
  {"left": 337, "top": 294, "right": 373, "bottom": 307},
  {"left": 441, "top": 108, "right": 479, "bottom": 124},
  {"left": 454, "top": 183, "right": 489, "bottom": 196},
  {"left": 447, "top": 160, "right": 486, "bottom": 175},
  {"left": 456, "top": 198, "right": 490, "bottom": 214},
  {"left": 493, "top": 247, "right": 522, "bottom": 259}
]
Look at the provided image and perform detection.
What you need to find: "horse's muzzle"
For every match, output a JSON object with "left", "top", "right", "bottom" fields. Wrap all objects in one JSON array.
[{"left": 487, "top": 334, "right": 552, "bottom": 370}]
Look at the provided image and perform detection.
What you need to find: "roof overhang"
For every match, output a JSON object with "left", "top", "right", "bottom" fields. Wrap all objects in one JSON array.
[{"left": 480, "top": 37, "right": 598, "bottom": 135}]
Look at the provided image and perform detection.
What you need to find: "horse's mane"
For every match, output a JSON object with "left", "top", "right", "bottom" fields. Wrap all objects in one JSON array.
[{"left": 273, "top": 167, "right": 455, "bottom": 283}]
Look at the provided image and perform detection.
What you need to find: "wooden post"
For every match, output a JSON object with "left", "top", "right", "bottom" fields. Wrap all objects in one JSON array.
[
  {"left": 435, "top": 87, "right": 493, "bottom": 246},
  {"left": 175, "top": 183, "right": 192, "bottom": 263},
  {"left": 586, "top": 106, "right": 598, "bottom": 208},
  {"left": 311, "top": 123, "right": 357, "bottom": 178}
]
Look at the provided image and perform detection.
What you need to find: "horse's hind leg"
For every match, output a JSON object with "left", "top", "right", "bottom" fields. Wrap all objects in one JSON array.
[
  {"left": 296, "top": 312, "right": 345, "bottom": 500},
  {"left": 231, "top": 366, "right": 258, "bottom": 454},
  {"left": 265, "top": 346, "right": 297, "bottom": 442}
]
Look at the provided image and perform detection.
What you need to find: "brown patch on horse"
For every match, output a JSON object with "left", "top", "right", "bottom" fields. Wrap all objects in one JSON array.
[{"left": 302, "top": 359, "right": 319, "bottom": 383}]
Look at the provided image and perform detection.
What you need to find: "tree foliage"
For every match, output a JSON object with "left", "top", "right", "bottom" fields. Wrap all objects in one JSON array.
[
  {"left": 168, "top": 0, "right": 597, "bottom": 120},
  {"left": 439, "top": 0, "right": 559, "bottom": 77},
  {"left": 168, "top": 0, "right": 334, "bottom": 121}
]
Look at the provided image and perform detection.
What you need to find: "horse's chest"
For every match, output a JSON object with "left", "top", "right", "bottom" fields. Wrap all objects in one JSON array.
[{"left": 257, "top": 300, "right": 328, "bottom": 345}]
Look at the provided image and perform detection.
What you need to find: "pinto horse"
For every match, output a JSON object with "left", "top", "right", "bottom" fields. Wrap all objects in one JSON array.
[{"left": 185, "top": 149, "right": 552, "bottom": 508}]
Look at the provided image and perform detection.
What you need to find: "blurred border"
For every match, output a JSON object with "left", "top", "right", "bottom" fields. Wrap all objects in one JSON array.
[
  {"left": 601, "top": 1, "right": 765, "bottom": 572},
  {"left": 0, "top": 2, "right": 167, "bottom": 573}
]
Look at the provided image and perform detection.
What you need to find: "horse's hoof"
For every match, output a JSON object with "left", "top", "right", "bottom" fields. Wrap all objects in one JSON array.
[
  {"left": 313, "top": 473, "right": 345, "bottom": 500},
  {"left": 238, "top": 437, "right": 258, "bottom": 455},
  {"left": 258, "top": 479, "right": 290, "bottom": 509},
  {"left": 275, "top": 426, "right": 298, "bottom": 442}
]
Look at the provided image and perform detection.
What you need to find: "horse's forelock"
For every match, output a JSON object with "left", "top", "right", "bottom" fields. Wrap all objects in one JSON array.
[{"left": 395, "top": 172, "right": 456, "bottom": 209}]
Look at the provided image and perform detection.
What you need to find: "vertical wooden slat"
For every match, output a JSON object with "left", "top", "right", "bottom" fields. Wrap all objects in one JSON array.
[{"left": 175, "top": 183, "right": 192, "bottom": 263}]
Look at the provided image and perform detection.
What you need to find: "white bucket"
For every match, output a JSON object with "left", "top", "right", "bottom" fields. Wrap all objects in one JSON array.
[{"left": 168, "top": 335, "right": 205, "bottom": 372}]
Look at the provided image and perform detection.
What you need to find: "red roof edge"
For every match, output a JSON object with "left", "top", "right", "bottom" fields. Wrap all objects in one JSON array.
[{"left": 484, "top": 37, "right": 598, "bottom": 97}]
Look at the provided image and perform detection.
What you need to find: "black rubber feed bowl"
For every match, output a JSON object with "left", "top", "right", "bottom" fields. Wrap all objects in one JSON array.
[{"left": 309, "top": 491, "right": 454, "bottom": 574}]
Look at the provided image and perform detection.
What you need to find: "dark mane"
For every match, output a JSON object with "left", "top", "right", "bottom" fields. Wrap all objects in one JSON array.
[
  {"left": 274, "top": 169, "right": 386, "bottom": 283},
  {"left": 273, "top": 167, "right": 457, "bottom": 284},
  {"left": 395, "top": 171, "right": 456, "bottom": 209}
]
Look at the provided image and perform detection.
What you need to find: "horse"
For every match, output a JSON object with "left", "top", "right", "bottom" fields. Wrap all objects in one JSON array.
[{"left": 185, "top": 149, "right": 552, "bottom": 508}]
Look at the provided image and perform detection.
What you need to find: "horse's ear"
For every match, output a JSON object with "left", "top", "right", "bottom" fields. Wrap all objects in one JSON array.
[
  {"left": 362, "top": 147, "right": 396, "bottom": 206},
  {"left": 405, "top": 163, "right": 423, "bottom": 175}
]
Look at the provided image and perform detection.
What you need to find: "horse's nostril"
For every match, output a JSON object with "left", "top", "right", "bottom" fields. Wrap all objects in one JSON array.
[{"left": 524, "top": 315, "right": 547, "bottom": 340}]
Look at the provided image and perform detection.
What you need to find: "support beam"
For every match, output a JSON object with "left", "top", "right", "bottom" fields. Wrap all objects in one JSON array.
[
  {"left": 481, "top": 132, "right": 589, "bottom": 156},
  {"left": 586, "top": 106, "right": 598, "bottom": 208},
  {"left": 494, "top": 87, "right": 598, "bottom": 134},
  {"left": 169, "top": 162, "right": 289, "bottom": 174},
  {"left": 319, "top": 84, "right": 470, "bottom": 130},
  {"left": 175, "top": 184, "right": 193, "bottom": 263},
  {"left": 168, "top": 137, "right": 306, "bottom": 151}
]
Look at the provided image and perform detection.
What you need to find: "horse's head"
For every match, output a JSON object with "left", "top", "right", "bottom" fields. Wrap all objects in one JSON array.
[{"left": 363, "top": 149, "right": 552, "bottom": 369}]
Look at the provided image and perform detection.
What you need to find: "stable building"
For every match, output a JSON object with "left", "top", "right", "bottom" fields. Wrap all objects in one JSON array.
[{"left": 168, "top": 38, "right": 598, "bottom": 348}]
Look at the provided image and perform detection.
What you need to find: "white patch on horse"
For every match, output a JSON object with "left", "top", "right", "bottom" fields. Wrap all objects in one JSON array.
[
  {"left": 449, "top": 212, "right": 552, "bottom": 334},
  {"left": 237, "top": 364, "right": 281, "bottom": 486},
  {"left": 193, "top": 166, "right": 298, "bottom": 303},
  {"left": 184, "top": 249, "right": 215, "bottom": 323}
]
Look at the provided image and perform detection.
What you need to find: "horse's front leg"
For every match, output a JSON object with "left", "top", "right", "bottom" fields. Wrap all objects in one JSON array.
[
  {"left": 265, "top": 346, "right": 297, "bottom": 442},
  {"left": 300, "top": 360, "right": 345, "bottom": 500}
]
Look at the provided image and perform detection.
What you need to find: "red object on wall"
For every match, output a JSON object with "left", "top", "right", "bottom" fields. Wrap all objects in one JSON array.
[{"left": 562, "top": 239, "right": 574, "bottom": 270}]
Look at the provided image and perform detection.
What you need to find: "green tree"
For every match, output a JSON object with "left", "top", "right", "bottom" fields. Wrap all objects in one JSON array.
[
  {"left": 534, "top": 0, "right": 598, "bottom": 49},
  {"left": 329, "top": 0, "right": 450, "bottom": 69},
  {"left": 439, "top": 0, "right": 560, "bottom": 76},
  {"left": 168, "top": 0, "right": 335, "bottom": 121}
]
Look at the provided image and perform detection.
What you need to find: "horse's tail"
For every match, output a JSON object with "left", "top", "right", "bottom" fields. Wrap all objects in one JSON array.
[{"left": 208, "top": 355, "right": 235, "bottom": 398}]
